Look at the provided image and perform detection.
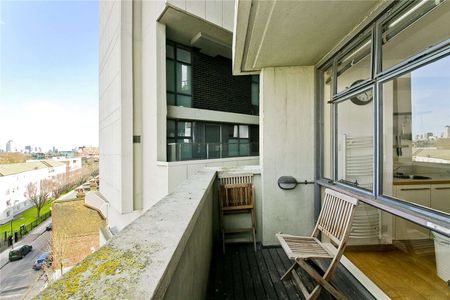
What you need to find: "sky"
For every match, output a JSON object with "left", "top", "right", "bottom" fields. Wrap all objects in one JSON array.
[
  {"left": 411, "top": 55, "right": 450, "bottom": 138},
  {"left": 0, "top": 0, "right": 98, "bottom": 152}
]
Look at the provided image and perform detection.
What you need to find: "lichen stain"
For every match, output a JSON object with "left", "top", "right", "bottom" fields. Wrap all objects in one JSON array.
[{"left": 35, "top": 245, "right": 149, "bottom": 299}]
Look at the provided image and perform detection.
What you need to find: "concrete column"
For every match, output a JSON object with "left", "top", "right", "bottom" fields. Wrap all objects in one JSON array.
[{"left": 260, "top": 66, "right": 316, "bottom": 245}]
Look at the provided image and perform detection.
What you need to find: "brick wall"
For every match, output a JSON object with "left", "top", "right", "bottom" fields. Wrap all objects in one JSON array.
[
  {"left": 52, "top": 197, "right": 106, "bottom": 270},
  {"left": 192, "top": 51, "right": 255, "bottom": 115}
]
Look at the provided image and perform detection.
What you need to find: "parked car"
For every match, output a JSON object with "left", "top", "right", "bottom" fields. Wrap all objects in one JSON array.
[
  {"left": 32, "top": 252, "right": 49, "bottom": 270},
  {"left": 9, "top": 245, "right": 33, "bottom": 261},
  {"left": 46, "top": 223, "right": 52, "bottom": 231}
]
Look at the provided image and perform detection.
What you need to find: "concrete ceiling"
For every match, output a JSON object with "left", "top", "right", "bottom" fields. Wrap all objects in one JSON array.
[
  {"left": 159, "top": 5, "right": 233, "bottom": 59},
  {"left": 234, "top": 0, "right": 383, "bottom": 74}
]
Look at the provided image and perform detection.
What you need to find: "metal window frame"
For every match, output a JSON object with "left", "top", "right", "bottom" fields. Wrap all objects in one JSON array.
[
  {"left": 166, "top": 40, "right": 193, "bottom": 107},
  {"left": 166, "top": 119, "right": 258, "bottom": 161},
  {"left": 315, "top": 1, "right": 450, "bottom": 237}
]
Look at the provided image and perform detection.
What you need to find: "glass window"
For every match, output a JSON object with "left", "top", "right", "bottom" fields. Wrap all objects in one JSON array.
[
  {"left": 166, "top": 60, "right": 175, "bottom": 92},
  {"left": 177, "top": 121, "right": 192, "bottom": 137},
  {"left": 166, "top": 44, "right": 174, "bottom": 59},
  {"left": 167, "top": 93, "right": 175, "bottom": 106},
  {"left": 251, "top": 76, "right": 259, "bottom": 106},
  {"left": 176, "top": 95, "right": 192, "bottom": 107},
  {"left": 176, "top": 63, "right": 192, "bottom": 95},
  {"left": 166, "top": 42, "right": 192, "bottom": 107},
  {"left": 177, "top": 48, "right": 191, "bottom": 64},
  {"left": 239, "top": 125, "right": 249, "bottom": 138},
  {"left": 167, "top": 120, "right": 176, "bottom": 138},
  {"left": 337, "top": 34, "right": 372, "bottom": 93},
  {"left": 336, "top": 88, "right": 374, "bottom": 190},
  {"left": 382, "top": 1, "right": 450, "bottom": 71},
  {"left": 382, "top": 56, "right": 450, "bottom": 200},
  {"left": 323, "top": 67, "right": 333, "bottom": 179}
]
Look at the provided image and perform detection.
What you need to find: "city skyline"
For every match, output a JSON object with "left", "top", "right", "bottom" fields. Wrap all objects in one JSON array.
[{"left": 0, "top": 1, "right": 99, "bottom": 151}]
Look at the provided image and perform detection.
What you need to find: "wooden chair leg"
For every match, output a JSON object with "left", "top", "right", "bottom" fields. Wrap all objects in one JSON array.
[
  {"left": 280, "top": 262, "right": 297, "bottom": 281},
  {"left": 296, "top": 259, "right": 346, "bottom": 300}
]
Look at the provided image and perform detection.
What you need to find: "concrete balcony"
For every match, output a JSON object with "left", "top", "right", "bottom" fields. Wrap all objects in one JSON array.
[{"left": 37, "top": 168, "right": 375, "bottom": 299}]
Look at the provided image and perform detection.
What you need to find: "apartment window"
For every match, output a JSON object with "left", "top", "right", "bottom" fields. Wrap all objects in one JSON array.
[
  {"left": 336, "top": 32, "right": 372, "bottom": 93},
  {"left": 167, "top": 119, "right": 259, "bottom": 162},
  {"left": 251, "top": 75, "right": 259, "bottom": 115},
  {"left": 336, "top": 88, "right": 374, "bottom": 191},
  {"left": 318, "top": 3, "right": 450, "bottom": 296},
  {"left": 382, "top": 56, "right": 450, "bottom": 198},
  {"left": 166, "top": 42, "right": 192, "bottom": 107},
  {"left": 381, "top": 0, "right": 449, "bottom": 71},
  {"left": 319, "top": 0, "right": 450, "bottom": 222},
  {"left": 167, "top": 120, "right": 192, "bottom": 161}
]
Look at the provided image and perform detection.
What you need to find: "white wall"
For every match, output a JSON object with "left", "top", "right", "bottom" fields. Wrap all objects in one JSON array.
[
  {"left": 260, "top": 66, "right": 316, "bottom": 245},
  {"left": 164, "top": 156, "right": 259, "bottom": 192},
  {"left": 166, "top": 0, "right": 235, "bottom": 31},
  {"left": 99, "top": 1, "right": 134, "bottom": 216},
  {"left": 99, "top": 0, "right": 249, "bottom": 231},
  {"left": 0, "top": 165, "right": 66, "bottom": 221}
]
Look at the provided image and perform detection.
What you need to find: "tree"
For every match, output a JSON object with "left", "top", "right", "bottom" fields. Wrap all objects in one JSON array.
[
  {"left": 26, "top": 179, "right": 52, "bottom": 218},
  {"left": 52, "top": 231, "right": 69, "bottom": 277},
  {"left": 25, "top": 182, "right": 38, "bottom": 210},
  {"left": 51, "top": 173, "right": 66, "bottom": 200}
]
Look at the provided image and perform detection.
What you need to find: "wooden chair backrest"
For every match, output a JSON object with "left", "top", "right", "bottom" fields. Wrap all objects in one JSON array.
[
  {"left": 218, "top": 173, "right": 252, "bottom": 185},
  {"left": 313, "top": 188, "right": 358, "bottom": 247},
  {"left": 220, "top": 183, "right": 254, "bottom": 209}
]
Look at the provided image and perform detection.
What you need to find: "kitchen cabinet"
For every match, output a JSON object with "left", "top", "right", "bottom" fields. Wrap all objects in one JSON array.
[
  {"left": 394, "top": 185, "right": 431, "bottom": 240},
  {"left": 431, "top": 184, "right": 450, "bottom": 214},
  {"left": 393, "top": 182, "right": 450, "bottom": 240}
]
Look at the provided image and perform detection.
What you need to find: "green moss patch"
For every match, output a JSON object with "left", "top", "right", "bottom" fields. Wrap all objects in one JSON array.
[{"left": 36, "top": 245, "right": 149, "bottom": 299}]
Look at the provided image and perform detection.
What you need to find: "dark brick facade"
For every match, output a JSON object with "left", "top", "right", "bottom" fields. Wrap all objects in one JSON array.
[{"left": 192, "top": 50, "right": 256, "bottom": 115}]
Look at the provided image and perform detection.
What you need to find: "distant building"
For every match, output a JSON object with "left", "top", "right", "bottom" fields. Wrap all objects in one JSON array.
[
  {"left": 24, "top": 146, "right": 32, "bottom": 153},
  {"left": 5, "top": 140, "right": 13, "bottom": 152},
  {"left": 444, "top": 125, "right": 450, "bottom": 138},
  {"left": 77, "top": 146, "right": 99, "bottom": 159},
  {"left": 0, "top": 160, "right": 66, "bottom": 223}
]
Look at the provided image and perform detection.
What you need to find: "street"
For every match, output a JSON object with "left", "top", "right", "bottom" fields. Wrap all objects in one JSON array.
[{"left": 0, "top": 227, "right": 50, "bottom": 299}]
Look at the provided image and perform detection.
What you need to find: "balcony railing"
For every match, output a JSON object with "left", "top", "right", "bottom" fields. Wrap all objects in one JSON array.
[{"left": 167, "top": 142, "right": 259, "bottom": 162}]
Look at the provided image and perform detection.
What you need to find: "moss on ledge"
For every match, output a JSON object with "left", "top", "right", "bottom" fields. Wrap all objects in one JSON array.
[{"left": 35, "top": 244, "right": 149, "bottom": 300}]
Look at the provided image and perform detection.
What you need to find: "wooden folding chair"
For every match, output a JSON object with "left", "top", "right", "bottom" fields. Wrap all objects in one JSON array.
[
  {"left": 219, "top": 183, "right": 256, "bottom": 253},
  {"left": 276, "top": 188, "right": 358, "bottom": 300}
]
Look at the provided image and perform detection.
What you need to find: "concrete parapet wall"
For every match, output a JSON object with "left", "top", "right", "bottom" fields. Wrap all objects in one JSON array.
[{"left": 37, "top": 168, "right": 217, "bottom": 299}]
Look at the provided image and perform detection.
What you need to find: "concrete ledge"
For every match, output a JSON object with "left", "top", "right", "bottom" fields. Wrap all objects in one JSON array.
[{"left": 37, "top": 169, "right": 217, "bottom": 299}]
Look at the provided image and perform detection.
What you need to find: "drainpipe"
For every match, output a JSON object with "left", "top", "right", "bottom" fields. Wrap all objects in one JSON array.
[{"left": 132, "top": 0, "right": 143, "bottom": 210}]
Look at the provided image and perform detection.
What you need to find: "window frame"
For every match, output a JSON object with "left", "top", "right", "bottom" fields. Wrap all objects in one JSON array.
[
  {"left": 316, "top": 0, "right": 450, "bottom": 236},
  {"left": 166, "top": 41, "right": 193, "bottom": 107},
  {"left": 167, "top": 119, "right": 258, "bottom": 161}
]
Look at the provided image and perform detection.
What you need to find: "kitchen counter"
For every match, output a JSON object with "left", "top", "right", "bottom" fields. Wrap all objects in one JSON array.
[{"left": 393, "top": 178, "right": 450, "bottom": 185}]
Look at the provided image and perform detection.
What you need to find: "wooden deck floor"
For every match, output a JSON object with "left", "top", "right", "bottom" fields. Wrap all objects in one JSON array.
[{"left": 208, "top": 244, "right": 376, "bottom": 300}]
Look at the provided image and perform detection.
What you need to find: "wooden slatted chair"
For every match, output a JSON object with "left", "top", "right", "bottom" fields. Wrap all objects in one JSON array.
[
  {"left": 219, "top": 183, "right": 256, "bottom": 253},
  {"left": 276, "top": 188, "right": 358, "bottom": 300}
]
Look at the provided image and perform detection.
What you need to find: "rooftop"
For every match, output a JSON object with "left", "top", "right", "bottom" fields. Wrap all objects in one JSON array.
[{"left": 0, "top": 160, "right": 66, "bottom": 176}]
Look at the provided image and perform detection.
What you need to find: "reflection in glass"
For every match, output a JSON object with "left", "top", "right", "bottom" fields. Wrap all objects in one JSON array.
[
  {"left": 176, "top": 48, "right": 191, "bottom": 64},
  {"left": 337, "top": 89, "right": 374, "bottom": 190},
  {"left": 323, "top": 67, "right": 332, "bottom": 178},
  {"left": 166, "top": 44, "right": 174, "bottom": 59},
  {"left": 382, "top": 1, "right": 449, "bottom": 71},
  {"left": 176, "top": 95, "right": 192, "bottom": 107},
  {"left": 382, "top": 55, "right": 450, "bottom": 199},
  {"left": 177, "top": 121, "right": 192, "bottom": 137},
  {"left": 337, "top": 35, "right": 371, "bottom": 93},
  {"left": 166, "top": 60, "right": 174, "bottom": 92},
  {"left": 177, "top": 63, "right": 191, "bottom": 94}
]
